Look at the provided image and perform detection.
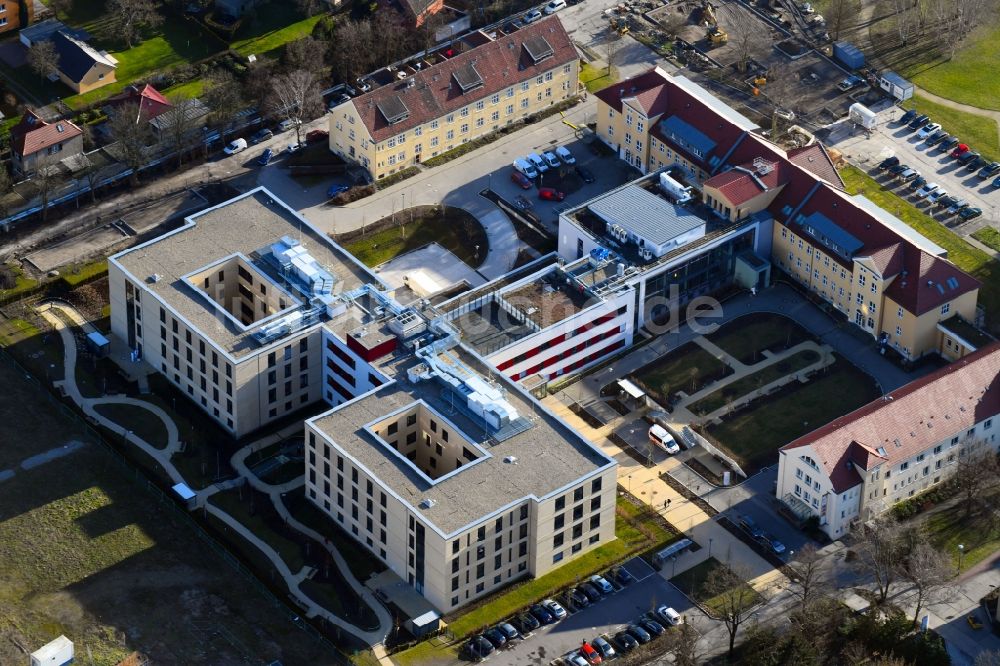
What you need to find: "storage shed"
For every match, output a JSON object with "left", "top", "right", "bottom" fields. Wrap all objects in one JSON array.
[
  {"left": 879, "top": 71, "right": 914, "bottom": 101},
  {"left": 30, "top": 636, "right": 73, "bottom": 666},
  {"left": 833, "top": 42, "right": 865, "bottom": 70},
  {"left": 86, "top": 330, "right": 110, "bottom": 357},
  {"left": 849, "top": 103, "right": 877, "bottom": 130}
]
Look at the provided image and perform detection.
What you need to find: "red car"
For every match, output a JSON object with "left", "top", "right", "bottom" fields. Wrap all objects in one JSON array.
[
  {"left": 538, "top": 187, "right": 565, "bottom": 201},
  {"left": 950, "top": 143, "right": 970, "bottom": 158},
  {"left": 580, "top": 641, "right": 603, "bottom": 664},
  {"left": 510, "top": 169, "right": 533, "bottom": 189},
  {"left": 306, "top": 129, "right": 329, "bottom": 144}
]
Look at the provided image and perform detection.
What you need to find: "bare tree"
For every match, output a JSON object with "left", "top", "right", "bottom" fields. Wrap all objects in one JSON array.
[
  {"left": 203, "top": 70, "right": 245, "bottom": 140},
  {"left": 26, "top": 41, "right": 59, "bottom": 83},
  {"left": 667, "top": 622, "right": 700, "bottom": 666},
  {"left": 106, "top": 101, "right": 152, "bottom": 186},
  {"left": 788, "top": 543, "right": 829, "bottom": 612},
  {"left": 826, "top": 0, "right": 852, "bottom": 41},
  {"left": 33, "top": 164, "right": 64, "bottom": 222},
  {"left": 283, "top": 36, "right": 329, "bottom": 77},
  {"left": 853, "top": 516, "right": 906, "bottom": 604},
  {"left": 605, "top": 33, "right": 622, "bottom": 75},
  {"left": 0, "top": 162, "right": 14, "bottom": 219},
  {"left": 48, "top": 0, "right": 73, "bottom": 15},
  {"left": 900, "top": 540, "right": 952, "bottom": 627},
  {"left": 79, "top": 152, "right": 102, "bottom": 204},
  {"left": 158, "top": 96, "right": 204, "bottom": 169},
  {"left": 268, "top": 69, "right": 322, "bottom": 146},
  {"left": 109, "top": 0, "right": 164, "bottom": 48},
  {"left": 954, "top": 446, "right": 1000, "bottom": 518},
  {"left": 703, "top": 563, "right": 760, "bottom": 657},
  {"left": 891, "top": 0, "right": 918, "bottom": 45}
]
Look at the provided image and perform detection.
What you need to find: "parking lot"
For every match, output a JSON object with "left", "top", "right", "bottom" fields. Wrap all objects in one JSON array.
[
  {"left": 825, "top": 104, "right": 1000, "bottom": 230},
  {"left": 478, "top": 557, "right": 713, "bottom": 666}
]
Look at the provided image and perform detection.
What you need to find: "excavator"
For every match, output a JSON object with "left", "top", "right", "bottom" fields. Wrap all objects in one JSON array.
[{"left": 702, "top": 2, "right": 728, "bottom": 46}]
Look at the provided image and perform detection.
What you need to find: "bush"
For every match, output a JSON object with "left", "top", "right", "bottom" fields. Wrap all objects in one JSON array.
[
  {"left": 375, "top": 166, "right": 420, "bottom": 190},
  {"left": 330, "top": 184, "right": 375, "bottom": 205}
]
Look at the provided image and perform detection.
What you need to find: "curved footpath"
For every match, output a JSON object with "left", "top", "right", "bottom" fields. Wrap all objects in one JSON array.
[{"left": 37, "top": 302, "right": 394, "bottom": 652}]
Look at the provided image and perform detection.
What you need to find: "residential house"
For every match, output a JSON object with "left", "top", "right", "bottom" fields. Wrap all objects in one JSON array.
[
  {"left": 776, "top": 344, "right": 1000, "bottom": 539},
  {"left": 400, "top": 0, "right": 445, "bottom": 27},
  {"left": 51, "top": 31, "right": 117, "bottom": 94},
  {"left": 104, "top": 84, "right": 174, "bottom": 123},
  {"left": 9, "top": 109, "right": 83, "bottom": 177}
]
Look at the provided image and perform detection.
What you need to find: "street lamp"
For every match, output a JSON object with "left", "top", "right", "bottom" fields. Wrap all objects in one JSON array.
[
  {"left": 708, "top": 537, "right": 714, "bottom": 559},
  {"left": 958, "top": 544, "right": 965, "bottom": 573},
  {"left": 627, "top": 474, "right": 632, "bottom": 495}
]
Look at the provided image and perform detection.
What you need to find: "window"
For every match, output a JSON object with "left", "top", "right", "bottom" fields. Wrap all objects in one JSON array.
[
  {"left": 941, "top": 303, "right": 951, "bottom": 315},
  {"left": 573, "top": 487, "right": 583, "bottom": 502}
]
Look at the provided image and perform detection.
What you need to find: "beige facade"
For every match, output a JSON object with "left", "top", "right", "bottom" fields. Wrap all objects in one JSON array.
[
  {"left": 12, "top": 131, "right": 83, "bottom": 178},
  {"left": 60, "top": 60, "right": 116, "bottom": 94},
  {"left": 329, "top": 60, "right": 579, "bottom": 181}
]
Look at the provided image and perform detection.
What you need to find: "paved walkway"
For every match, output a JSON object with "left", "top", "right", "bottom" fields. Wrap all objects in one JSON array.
[{"left": 37, "top": 301, "right": 395, "bottom": 653}]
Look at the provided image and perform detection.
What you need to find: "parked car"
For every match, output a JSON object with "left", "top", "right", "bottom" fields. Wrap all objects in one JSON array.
[
  {"left": 916, "top": 122, "right": 941, "bottom": 140},
  {"left": 760, "top": 532, "right": 786, "bottom": 554},
  {"left": 939, "top": 136, "right": 960, "bottom": 152},
  {"left": 978, "top": 162, "right": 1000, "bottom": 179},
  {"left": 513, "top": 157, "right": 539, "bottom": 179},
  {"left": 543, "top": 0, "right": 567, "bottom": 13},
  {"left": 613, "top": 566, "right": 635, "bottom": 586},
  {"left": 627, "top": 624, "right": 652, "bottom": 644},
  {"left": 538, "top": 187, "right": 566, "bottom": 202},
  {"left": 927, "top": 189, "right": 949, "bottom": 205},
  {"left": 568, "top": 588, "right": 590, "bottom": 609},
  {"left": 958, "top": 207, "right": 983, "bottom": 221},
  {"left": 589, "top": 574, "right": 614, "bottom": 594},
  {"left": 567, "top": 655, "right": 588, "bottom": 666},
  {"left": 530, "top": 603, "right": 555, "bottom": 624},
  {"left": 542, "top": 151, "right": 561, "bottom": 169},
  {"left": 951, "top": 143, "right": 971, "bottom": 158},
  {"left": 527, "top": 152, "right": 548, "bottom": 173},
  {"left": 257, "top": 148, "right": 274, "bottom": 166},
  {"left": 936, "top": 194, "right": 958, "bottom": 209},
  {"left": 306, "top": 129, "right": 329, "bottom": 144},
  {"left": 483, "top": 627, "right": 508, "bottom": 649},
  {"left": 514, "top": 194, "right": 533, "bottom": 210},
  {"left": 543, "top": 599, "right": 567, "bottom": 620},
  {"left": 897, "top": 167, "right": 919, "bottom": 182},
  {"left": 497, "top": 622, "right": 521, "bottom": 641},
  {"left": 223, "top": 137, "right": 247, "bottom": 155},
  {"left": 327, "top": 183, "right": 350, "bottom": 198},
  {"left": 739, "top": 515, "right": 764, "bottom": 539},
  {"left": 575, "top": 164, "right": 595, "bottom": 183},
  {"left": 947, "top": 199, "right": 970, "bottom": 215},
  {"left": 837, "top": 75, "right": 864, "bottom": 92},
  {"left": 907, "top": 114, "right": 930, "bottom": 130},
  {"left": 898, "top": 108, "right": 918, "bottom": 125},
  {"left": 250, "top": 128, "right": 273, "bottom": 144},
  {"left": 993, "top": 176, "right": 1000, "bottom": 189},
  {"left": 516, "top": 612, "right": 540, "bottom": 633},
  {"left": 888, "top": 163, "right": 909, "bottom": 176},
  {"left": 877, "top": 156, "right": 900, "bottom": 171},
  {"left": 908, "top": 175, "right": 927, "bottom": 191},
  {"left": 957, "top": 150, "right": 981, "bottom": 165},
  {"left": 640, "top": 618, "right": 665, "bottom": 636},
  {"left": 915, "top": 181, "right": 939, "bottom": 198},
  {"left": 277, "top": 118, "right": 301, "bottom": 132},
  {"left": 926, "top": 131, "right": 949, "bottom": 147},
  {"left": 580, "top": 582, "right": 603, "bottom": 603},
  {"left": 523, "top": 8, "right": 542, "bottom": 22},
  {"left": 656, "top": 605, "right": 684, "bottom": 626},
  {"left": 556, "top": 145, "right": 576, "bottom": 164},
  {"left": 614, "top": 631, "right": 638, "bottom": 652},
  {"left": 464, "top": 635, "right": 494, "bottom": 659},
  {"left": 593, "top": 636, "right": 617, "bottom": 660},
  {"left": 284, "top": 142, "right": 302, "bottom": 154},
  {"left": 579, "top": 642, "right": 603, "bottom": 665},
  {"left": 965, "top": 156, "right": 987, "bottom": 172},
  {"left": 510, "top": 169, "right": 533, "bottom": 189}
]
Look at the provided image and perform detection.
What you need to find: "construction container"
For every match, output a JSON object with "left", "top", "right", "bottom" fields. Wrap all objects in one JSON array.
[{"left": 833, "top": 41, "right": 865, "bottom": 70}]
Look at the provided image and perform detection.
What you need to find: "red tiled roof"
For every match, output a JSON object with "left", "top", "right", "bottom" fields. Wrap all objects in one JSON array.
[
  {"left": 885, "top": 251, "right": 982, "bottom": 316},
  {"left": 703, "top": 158, "right": 787, "bottom": 206},
  {"left": 627, "top": 85, "right": 671, "bottom": 117},
  {"left": 594, "top": 68, "right": 675, "bottom": 114},
  {"left": 10, "top": 109, "right": 83, "bottom": 158},
  {"left": 106, "top": 83, "right": 173, "bottom": 121},
  {"left": 787, "top": 143, "right": 844, "bottom": 190},
  {"left": 860, "top": 242, "right": 904, "bottom": 277},
  {"left": 348, "top": 17, "right": 577, "bottom": 144},
  {"left": 783, "top": 344, "right": 1000, "bottom": 492}
]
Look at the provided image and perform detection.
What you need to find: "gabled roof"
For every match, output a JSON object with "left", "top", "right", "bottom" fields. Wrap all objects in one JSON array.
[
  {"left": 783, "top": 344, "right": 1000, "bottom": 492},
  {"left": 52, "top": 31, "right": 116, "bottom": 84},
  {"left": 106, "top": 84, "right": 173, "bottom": 122},
  {"left": 787, "top": 143, "right": 844, "bottom": 189},
  {"left": 347, "top": 17, "right": 576, "bottom": 144},
  {"left": 886, "top": 251, "right": 982, "bottom": 316},
  {"left": 703, "top": 158, "right": 787, "bottom": 206},
  {"left": 860, "top": 242, "right": 904, "bottom": 277},
  {"left": 10, "top": 109, "right": 83, "bottom": 157}
]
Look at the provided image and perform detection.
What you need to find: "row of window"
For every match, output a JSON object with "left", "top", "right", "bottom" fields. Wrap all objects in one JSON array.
[{"left": 495, "top": 307, "right": 628, "bottom": 371}]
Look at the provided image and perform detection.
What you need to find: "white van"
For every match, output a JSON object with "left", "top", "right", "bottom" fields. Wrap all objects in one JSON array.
[
  {"left": 513, "top": 157, "right": 539, "bottom": 179},
  {"left": 555, "top": 146, "right": 576, "bottom": 164},
  {"left": 527, "top": 152, "right": 548, "bottom": 173},
  {"left": 648, "top": 424, "right": 680, "bottom": 454},
  {"left": 223, "top": 138, "right": 248, "bottom": 155}
]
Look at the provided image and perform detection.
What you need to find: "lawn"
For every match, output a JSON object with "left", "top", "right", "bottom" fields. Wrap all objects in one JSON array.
[
  {"left": 841, "top": 165, "right": 1000, "bottom": 333},
  {"left": 162, "top": 77, "right": 207, "bottom": 100},
  {"left": 670, "top": 558, "right": 761, "bottom": 617},
  {"left": 342, "top": 205, "right": 489, "bottom": 269},
  {"left": 707, "top": 313, "right": 813, "bottom": 365},
  {"left": 688, "top": 349, "right": 821, "bottom": 416},
  {"left": 924, "top": 503, "right": 1000, "bottom": 571},
  {"left": 631, "top": 341, "right": 732, "bottom": 402},
  {"left": 93, "top": 402, "right": 170, "bottom": 449},
  {"left": 905, "top": 22, "right": 1000, "bottom": 112},
  {"left": 441, "top": 496, "right": 679, "bottom": 639},
  {"left": 208, "top": 486, "right": 307, "bottom": 572},
  {"left": 580, "top": 61, "right": 618, "bottom": 93},
  {"left": 901, "top": 95, "right": 1000, "bottom": 162},
  {"left": 0, "top": 358, "right": 331, "bottom": 665},
  {"left": 972, "top": 227, "right": 1000, "bottom": 253},
  {"left": 705, "top": 357, "right": 880, "bottom": 471},
  {"left": 230, "top": 3, "right": 325, "bottom": 57}
]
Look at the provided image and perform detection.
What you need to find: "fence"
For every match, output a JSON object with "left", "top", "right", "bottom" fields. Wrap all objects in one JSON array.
[{"left": 0, "top": 345, "right": 347, "bottom": 662}]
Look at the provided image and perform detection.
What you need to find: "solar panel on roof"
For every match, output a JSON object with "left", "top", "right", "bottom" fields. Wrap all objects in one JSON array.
[
  {"left": 522, "top": 36, "right": 553, "bottom": 64},
  {"left": 377, "top": 96, "right": 410, "bottom": 124},
  {"left": 452, "top": 63, "right": 484, "bottom": 93}
]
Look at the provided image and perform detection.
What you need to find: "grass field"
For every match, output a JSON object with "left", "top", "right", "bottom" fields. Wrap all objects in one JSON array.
[
  {"left": 230, "top": 2, "right": 324, "bottom": 57},
  {"left": 905, "top": 22, "right": 1000, "bottom": 113},
  {"left": 688, "top": 349, "right": 821, "bottom": 416},
  {"left": 632, "top": 342, "right": 732, "bottom": 399},
  {"left": 209, "top": 487, "right": 307, "bottom": 572},
  {"left": 973, "top": 227, "right": 1000, "bottom": 253},
  {"left": 707, "top": 313, "right": 812, "bottom": 365},
  {"left": 93, "top": 402, "right": 170, "bottom": 449},
  {"left": 670, "top": 558, "right": 761, "bottom": 616},
  {"left": 924, "top": 502, "right": 1000, "bottom": 571},
  {"left": 841, "top": 166, "right": 1000, "bottom": 333},
  {"left": 580, "top": 62, "right": 618, "bottom": 93},
  {"left": 901, "top": 95, "right": 1000, "bottom": 162},
  {"left": 705, "top": 357, "right": 880, "bottom": 470},
  {"left": 0, "top": 357, "right": 331, "bottom": 665},
  {"left": 343, "top": 206, "right": 489, "bottom": 269}
]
